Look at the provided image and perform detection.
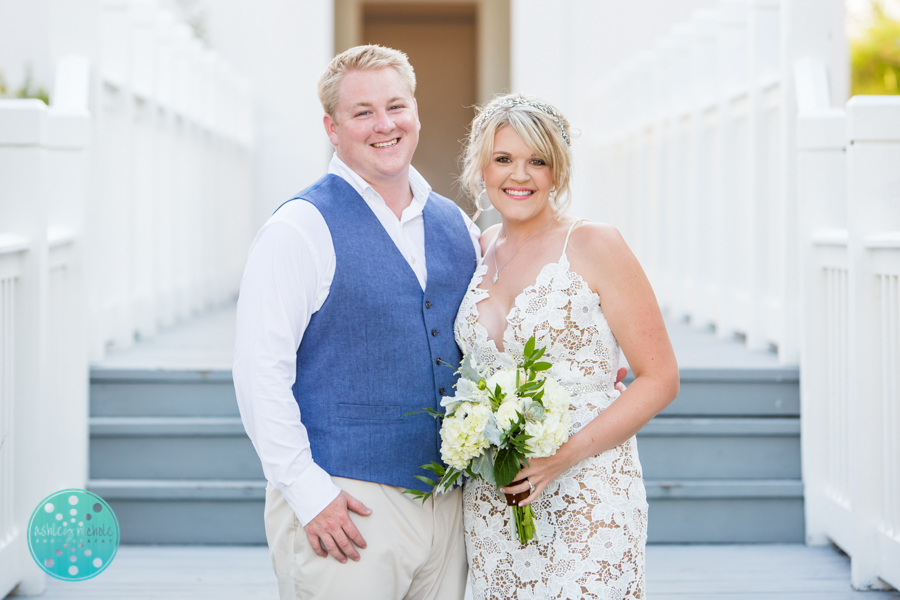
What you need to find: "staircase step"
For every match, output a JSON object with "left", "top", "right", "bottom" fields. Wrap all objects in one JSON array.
[
  {"left": 90, "top": 368, "right": 238, "bottom": 417},
  {"left": 636, "top": 417, "right": 801, "bottom": 480},
  {"left": 645, "top": 479, "right": 804, "bottom": 543},
  {"left": 88, "top": 479, "right": 266, "bottom": 544},
  {"left": 89, "top": 417, "right": 263, "bottom": 480},
  {"left": 633, "top": 367, "right": 800, "bottom": 416}
]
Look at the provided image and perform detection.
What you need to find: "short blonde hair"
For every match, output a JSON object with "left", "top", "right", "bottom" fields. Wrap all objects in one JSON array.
[
  {"left": 317, "top": 45, "right": 417, "bottom": 118},
  {"left": 460, "top": 93, "right": 573, "bottom": 217}
]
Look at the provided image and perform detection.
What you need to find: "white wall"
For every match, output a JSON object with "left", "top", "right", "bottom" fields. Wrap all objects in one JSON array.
[
  {"left": 510, "top": 0, "right": 719, "bottom": 220},
  {"left": 186, "top": 0, "right": 334, "bottom": 224}
]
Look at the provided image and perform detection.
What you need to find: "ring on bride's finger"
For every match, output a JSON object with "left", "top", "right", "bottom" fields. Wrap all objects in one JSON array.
[{"left": 528, "top": 479, "right": 535, "bottom": 494}]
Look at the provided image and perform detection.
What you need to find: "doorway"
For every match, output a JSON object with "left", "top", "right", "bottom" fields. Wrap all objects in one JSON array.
[{"left": 363, "top": 3, "right": 477, "bottom": 211}]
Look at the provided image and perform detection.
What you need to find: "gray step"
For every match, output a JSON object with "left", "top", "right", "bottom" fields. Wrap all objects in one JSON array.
[
  {"left": 91, "top": 369, "right": 238, "bottom": 417},
  {"left": 646, "top": 480, "right": 804, "bottom": 543},
  {"left": 91, "top": 366, "right": 800, "bottom": 418},
  {"left": 88, "top": 479, "right": 266, "bottom": 544},
  {"left": 90, "top": 417, "right": 263, "bottom": 480},
  {"left": 88, "top": 364, "right": 803, "bottom": 544},
  {"left": 633, "top": 366, "right": 800, "bottom": 417},
  {"left": 636, "top": 417, "right": 801, "bottom": 480},
  {"left": 85, "top": 478, "right": 802, "bottom": 545}
]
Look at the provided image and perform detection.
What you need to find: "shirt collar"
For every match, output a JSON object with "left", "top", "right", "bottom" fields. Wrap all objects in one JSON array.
[{"left": 327, "top": 153, "right": 432, "bottom": 212}]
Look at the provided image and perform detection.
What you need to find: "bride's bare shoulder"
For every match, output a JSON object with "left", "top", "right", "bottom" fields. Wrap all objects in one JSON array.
[{"left": 569, "top": 221, "right": 627, "bottom": 254}]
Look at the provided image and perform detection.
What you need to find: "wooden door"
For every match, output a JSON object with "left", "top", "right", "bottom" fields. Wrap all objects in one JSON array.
[{"left": 364, "top": 3, "right": 477, "bottom": 213}]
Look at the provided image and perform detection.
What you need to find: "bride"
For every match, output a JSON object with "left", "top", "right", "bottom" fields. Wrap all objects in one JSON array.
[{"left": 454, "top": 94, "right": 680, "bottom": 599}]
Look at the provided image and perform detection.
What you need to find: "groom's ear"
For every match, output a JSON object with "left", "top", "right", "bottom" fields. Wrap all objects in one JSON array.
[
  {"left": 323, "top": 113, "right": 339, "bottom": 147},
  {"left": 414, "top": 98, "right": 421, "bottom": 132}
]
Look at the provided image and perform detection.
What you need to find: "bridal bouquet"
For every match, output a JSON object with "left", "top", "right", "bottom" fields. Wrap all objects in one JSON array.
[{"left": 406, "top": 336, "right": 572, "bottom": 545}]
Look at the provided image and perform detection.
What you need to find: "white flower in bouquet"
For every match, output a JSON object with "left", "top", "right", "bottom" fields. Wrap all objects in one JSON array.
[
  {"left": 541, "top": 377, "right": 570, "bottom": 412},
  {"left": 485, "top": 367, "right": 518, "bottom": 396},
  {"left": 495, "top": 397, "right": 523, "bottom": 432},
  {"left": 439, "top": 402, "right": 491, "bottom": 470},
  {"left": 526, "top": 409, "right": 571, "bottom": 457}
]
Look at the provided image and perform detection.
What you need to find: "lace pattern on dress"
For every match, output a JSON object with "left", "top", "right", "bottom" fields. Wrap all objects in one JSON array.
[{"left": 453, "top": 227, "right": 648, "bottom": 600}]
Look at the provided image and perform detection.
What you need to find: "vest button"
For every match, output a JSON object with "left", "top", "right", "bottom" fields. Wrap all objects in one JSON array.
[
  {"left": 431, "top": 329, "right": 438, "bottom": 336},
  {"left": 425, "top": 301, "right": 432, "bottom": 309},
  {"left": 439, "top": 387, "right": 446, "bottom": 395}
]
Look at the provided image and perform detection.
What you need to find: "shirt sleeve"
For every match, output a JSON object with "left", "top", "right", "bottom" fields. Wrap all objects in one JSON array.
[
  {"left": 458, "top": 206, "right": 483, "bottom": 259},
  {"left": 233, "top": 210, "right": 341, "bottom": 527}
]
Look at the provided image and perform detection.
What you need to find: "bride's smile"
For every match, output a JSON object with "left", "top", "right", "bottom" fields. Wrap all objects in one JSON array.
[{"left": 482, "top": 126, "right": 555, "bottom": 226}]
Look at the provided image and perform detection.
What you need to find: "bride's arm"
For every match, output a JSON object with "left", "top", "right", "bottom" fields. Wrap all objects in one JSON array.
[{"left": 503, "top": 222, "right": 679, "bottom": 505}]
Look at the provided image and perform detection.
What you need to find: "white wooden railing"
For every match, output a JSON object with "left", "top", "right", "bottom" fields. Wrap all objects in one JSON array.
[
  {"left": 798, "top": 90, "right": 900, "bottom": 591},
  {"left": 0, "top": 94, "right": 87, "bottom": 596},
  {"left": 580, "top": 0, "right": 846, "bottom": 364},
  {"left": 84, "top": 1, "right": 254, "bottom": 359},
  {"left": 579, "top": 0, "right": 898, "bottom": 590},
  {"left": 0, "top": 2, "right": 254, "bottom": 594}
]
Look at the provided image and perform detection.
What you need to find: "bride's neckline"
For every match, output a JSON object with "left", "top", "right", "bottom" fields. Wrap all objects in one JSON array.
[{"left": 473, "top": 220, "right": 582, "bottom": 352}]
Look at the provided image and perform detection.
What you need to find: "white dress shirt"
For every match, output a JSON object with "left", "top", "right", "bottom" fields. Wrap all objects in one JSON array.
[{"left": 233, "top": 155, "right": 481, "bottom": 526}]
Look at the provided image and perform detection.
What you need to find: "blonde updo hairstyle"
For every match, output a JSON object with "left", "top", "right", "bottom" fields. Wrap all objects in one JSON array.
[{"left": 460, "top": 93, "right": 573, "bottom": 218}]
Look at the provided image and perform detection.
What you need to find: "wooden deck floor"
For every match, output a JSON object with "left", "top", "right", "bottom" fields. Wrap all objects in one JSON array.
[{"left": 20, "top": 544, "right": 896, "bottom": 599}]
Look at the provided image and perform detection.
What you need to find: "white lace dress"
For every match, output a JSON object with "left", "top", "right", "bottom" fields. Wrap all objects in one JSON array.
[{"left": 453, "top": 223, "right": 648, "bottom": 600}]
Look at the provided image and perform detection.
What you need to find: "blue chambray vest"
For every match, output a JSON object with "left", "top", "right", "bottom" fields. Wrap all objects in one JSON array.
[{"left": 285, "top": 174, "right": 476, "bottom": 492}]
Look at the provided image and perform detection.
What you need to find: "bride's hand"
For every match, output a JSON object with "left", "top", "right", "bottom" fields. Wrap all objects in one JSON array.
[{"left": 499, "top": 453, "right": 571, "bottom": 507}]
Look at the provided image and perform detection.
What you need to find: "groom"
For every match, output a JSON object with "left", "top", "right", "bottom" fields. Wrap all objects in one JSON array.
[{"left": 233, "top": 45, "right": 479, "bottom": 600}]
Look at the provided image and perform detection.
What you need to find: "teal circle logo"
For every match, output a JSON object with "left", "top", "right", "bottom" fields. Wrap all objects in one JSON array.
[{"left": 27, "top": 489, "right": 120, "bottom": 581}]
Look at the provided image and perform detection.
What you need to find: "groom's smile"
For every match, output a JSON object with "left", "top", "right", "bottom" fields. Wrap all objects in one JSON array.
[{"left": 323, "top": 67, "right": 421, "bottom": 189}]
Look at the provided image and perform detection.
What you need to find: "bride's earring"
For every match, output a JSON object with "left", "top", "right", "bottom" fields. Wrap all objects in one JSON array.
[
  {"left": 548, "top": 185, "right": 558, "bottom": 205},
  {"left": 478, "top": 180, "right": 494, "bottom": 213}
]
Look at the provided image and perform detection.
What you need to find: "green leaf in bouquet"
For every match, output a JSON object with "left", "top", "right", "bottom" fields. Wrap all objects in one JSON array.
[
  {"left": 493, "top": 447, "right": 523, "bottom": 488},
  {"left": 482, "top": 414, "right": 503, "bottom": 446},
  {"left": 530, "top": 346, "right": 546, "bottom": 361},
  {"left": 470, "top": 448, "right": 496, "bottom": 486},
  {"left": 524, "top": 336, "right": 536, "bottom": 359},
  {"left": 517, "top": 380, "right": 544, "bottom": 394},
  {"left": 489, "top": 384, "right": 506, "bottom": 408},
  {"left": 437, "top": 467, "right": 463, "bottom": 493},
  {"left": 531, "top": 361, "right": 552, "bottom": 371},
  {"left": 457, "top": 352, "right": 482, "bottom": 382},
  {"left": 421, "top": 462, "right": 446, "bottom": 477},
  {"left": 532, "top": 389, "right": 545, "bottom": 405},
  {"left": 403, "top": 407, "right": 444, "bottom": 419},
  {"left": 402, "top": 488, "right": 433, "bottom": 503},
  {"left": 414, "top": 475, "right": 436, "bottom": 487}
]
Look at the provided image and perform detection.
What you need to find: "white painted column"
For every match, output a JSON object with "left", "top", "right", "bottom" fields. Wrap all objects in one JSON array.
[
  {"left": 846, "top": 96, "right": 900, "bottom": 591},
  {"left": 713, "top": 0, "right": 750, "bottom": 341},
  {"left": 45, "top": 57, "right": 92, "bottom": 501},
  {"left": 780, "top": 0, "right": 847, "bottom": 362},
  {"left": 795, "top": 61, "right": 845, "bottom": 546},
  {"left": 745, "top": 0, "right": 781, "bottom": 352},
  {"left": 0, "top": 100, "right": 51, "bottom": 597}
]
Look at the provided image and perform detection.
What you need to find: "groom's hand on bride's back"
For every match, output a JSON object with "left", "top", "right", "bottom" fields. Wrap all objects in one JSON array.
[{"left": 304, "top": 490, "right": 372, "bottom": 563}]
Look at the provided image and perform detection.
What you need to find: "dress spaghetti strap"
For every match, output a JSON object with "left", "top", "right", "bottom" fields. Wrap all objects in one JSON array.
[{"left": 560, "top": 219, "right": 584, "bottom": 259}]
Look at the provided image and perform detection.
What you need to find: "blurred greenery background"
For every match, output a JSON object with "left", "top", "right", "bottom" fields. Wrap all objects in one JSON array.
[{"left": 851, "top": 0, "right": 900, "bottom": 94}]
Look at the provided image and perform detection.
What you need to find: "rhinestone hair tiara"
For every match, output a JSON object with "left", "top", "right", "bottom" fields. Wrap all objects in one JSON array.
[{"left": 474, "top": 97, "right": 571, "bottom": 146}]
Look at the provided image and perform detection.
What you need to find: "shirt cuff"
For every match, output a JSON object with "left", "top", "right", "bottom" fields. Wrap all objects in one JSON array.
[{"left": 276, "top": 461, "right": 342, "bottom": 527}]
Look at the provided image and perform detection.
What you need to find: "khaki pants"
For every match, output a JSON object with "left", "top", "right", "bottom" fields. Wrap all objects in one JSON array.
[{"left": 265, "top": 477, "right": 467, "bottom": 600}]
